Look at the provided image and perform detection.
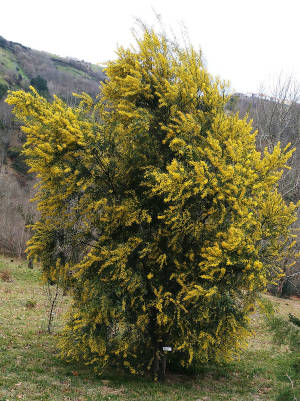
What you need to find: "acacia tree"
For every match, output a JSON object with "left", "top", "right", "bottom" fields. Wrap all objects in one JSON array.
[{"left": 6, "top": 28, "right": 299, "bottom": 379}]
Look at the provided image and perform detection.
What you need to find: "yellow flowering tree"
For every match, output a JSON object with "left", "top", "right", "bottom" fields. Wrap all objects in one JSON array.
[{"left": 6, "top": 28, "right": 299, "bottom": 379}]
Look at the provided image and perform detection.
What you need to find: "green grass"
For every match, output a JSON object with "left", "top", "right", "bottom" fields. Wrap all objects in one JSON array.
[
  {"left": 0, "top": 256, "right": 299, "bottom": 401},
  {"left": 0, "top": 47, "right": 29, "bottom": 85},
  {"left": 55, "top": 64, "right": 90, "bottom": 79},
  {"left": 0, "top": 47, "right": 17, "bottom": 71}
]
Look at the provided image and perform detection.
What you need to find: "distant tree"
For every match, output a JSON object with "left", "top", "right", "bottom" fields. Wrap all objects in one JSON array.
[
  {"left": 0, "top": 83, "right": 8, "bottom": 100},
  {"left": 30, "top": 75, "right": 49, "bottom": 97},
  {"left": 6, "top": 28, "right": 299, "bottom": 380},
  {"left": 7, "top": 146, "right": 29, "bottom": 174},
  {"left": 0, "top": 101, "right": 15, "bottom": 166}
]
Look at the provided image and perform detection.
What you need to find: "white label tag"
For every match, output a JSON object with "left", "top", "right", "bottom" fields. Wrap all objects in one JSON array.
[{"left": 162, "top": 346, "right": 172, "bottom": 352}]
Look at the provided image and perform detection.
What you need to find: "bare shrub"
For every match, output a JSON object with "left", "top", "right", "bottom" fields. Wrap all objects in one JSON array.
[{"left": 0, "top": 173, "right": 38, "bottom": 256}]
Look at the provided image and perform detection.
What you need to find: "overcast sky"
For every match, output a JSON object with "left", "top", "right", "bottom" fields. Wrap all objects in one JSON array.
[{"left": 1, "top": 0, "right": 300, "bottom": 94}]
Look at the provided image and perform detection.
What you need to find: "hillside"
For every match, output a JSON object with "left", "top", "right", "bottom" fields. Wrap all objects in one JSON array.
[
  {"left": 0, "top": 35, "right": 105, "bottom": 170},
  {"left": 0, "top": 35, "right": 105, "bottom": 98},
  {"left": 0, "top": 35, "right": 106, "bottom": 256}
]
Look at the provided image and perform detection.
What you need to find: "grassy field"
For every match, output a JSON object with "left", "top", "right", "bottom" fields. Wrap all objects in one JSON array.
[{"left": 0, "top": 256, "right": 299, "bottom": 401}]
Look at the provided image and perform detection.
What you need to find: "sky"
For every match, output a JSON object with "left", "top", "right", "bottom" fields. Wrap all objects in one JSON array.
[{"left": 1, "top": 0, "right": 300, "bottom": 94}]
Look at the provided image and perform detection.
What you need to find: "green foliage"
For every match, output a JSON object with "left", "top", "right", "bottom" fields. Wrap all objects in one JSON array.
[
  {"left": 6, "top": 27, "right": 299, "bottom": 379},
  {"left": 226, "top": 95, "right": 238, "bottom": 112},
  {"left": 276, "top": 386, "right": 297, "bottom": 401},
  {"left": 30, "top": 75, "right": 49, "bottom": 97},
  {"left": 268, "top": 315, "right": 300, "bottom": 351},
  {"left": 290, "top": 313, "right": 300, "bottom": 328},
  {"left": 7, "top": 146, "right": 29, "bottom": 174},
  {"left": 0, "top": 82, "right": 8, "bottom": 99},
  {"left": 0, "top": 47, "right": 18, "bottom": 71}
]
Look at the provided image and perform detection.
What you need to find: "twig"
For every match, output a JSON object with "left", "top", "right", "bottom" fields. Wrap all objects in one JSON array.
[
  {"left": 286, "top": 374, "right": 297, "bottom": 401},
  {"left": 47, "top": 282, "right": 61, "bottom": 334}
]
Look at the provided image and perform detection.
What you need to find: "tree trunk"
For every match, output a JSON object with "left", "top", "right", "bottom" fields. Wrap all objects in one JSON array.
[
  {"left": 151, "top": 342, "right": 167, "bottom": 381},
  {"left": 160, "top": 353, "right": 166, "bottom": 382},
  {"left": 28, "top": 257, "right": 33, "bottom": 269}
]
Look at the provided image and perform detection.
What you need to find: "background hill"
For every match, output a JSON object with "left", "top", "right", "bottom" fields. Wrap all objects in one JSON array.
[
  {"left": 0, "top": 35, "right": 105, "bottom": 173},
  {"left": 0, "top": 35, "right": 105, "bottom": 98}
]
